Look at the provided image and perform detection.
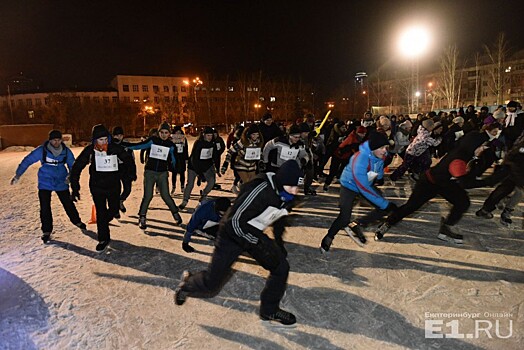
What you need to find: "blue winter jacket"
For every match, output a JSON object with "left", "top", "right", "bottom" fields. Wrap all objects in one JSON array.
[
  {"left": 183, "top": 199, "right": 222, "bottom": 243},
  {"left": 15, "top": 141, "right": 75, "bottom": 192},
  {"left": 339, "top": 141, "right": 389, "bottom": 209}
]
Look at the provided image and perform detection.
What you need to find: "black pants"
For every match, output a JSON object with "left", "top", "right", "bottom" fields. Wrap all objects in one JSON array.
[
  {"left": 387, "top": 173, "right": 470, "bottom": 226},
  {"left": 181, "top": 229, "right": 289, "bottom": 315},
  {"left": 92, "top": 188, "right": 120, "bottom": 242},
  {"left": 483, "top": 178, "right": 516, "bottom": 212},
  {"left": 38, "top": 189, "right": 82, "bottom": 233},
  {"left": 326, "top": 186, "right": 388, "bottom": 239},
  {"left": 120, "top": 179, "right": 132, "bottom": 201}
]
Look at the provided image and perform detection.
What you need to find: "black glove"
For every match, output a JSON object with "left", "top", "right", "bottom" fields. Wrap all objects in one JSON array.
[
  {"left": 386, "top": 202, "right": 398, "bottom": 212},
  {"left": 71, "top": 191, "right": 80, "bottom": 202},
  {"left": 374, "top": 178, "right": 385, "bottom": 186},
  {"left": 259, "top": 161, "right": 267, "bottom": 172},
  {"left": 182, "top": 242, "right": 195, "bottom": 253}
]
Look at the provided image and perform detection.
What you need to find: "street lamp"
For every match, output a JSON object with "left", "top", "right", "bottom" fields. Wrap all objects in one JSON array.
[
  {"left": 183, "top": 77, "right": 204, "bottom": 124},
  {"left": 398, "top": 25, "right": 431, "bottom": 113},
  {"left": 253, "top": 103, "right": 261, "bottom": 121}
]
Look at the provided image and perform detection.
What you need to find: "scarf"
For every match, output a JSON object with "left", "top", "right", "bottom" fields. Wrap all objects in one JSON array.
[{"left": 47, "top": 142, "right": 63, "bottom": 157}]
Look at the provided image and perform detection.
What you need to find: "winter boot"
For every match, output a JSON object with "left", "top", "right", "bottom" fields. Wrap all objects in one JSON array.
[
  {"left": 119, "top": 200, "right": 127, "bottom": 213},
  {"left": 174, "top": 270, "right": 191, "bottom": 305},
  {"left": 320, "top": 236, "right": 333, "bottom": 254},
  {"left": 375, "top": 222, "right": 391, "bottom": 241},
  {"left": 260, "top": 308, "right": 297, "bottom": 327},
  {"left": 138, "top": 215, "right": 147, "bottom": 230},
  {"left": 475, "top": 208, "right": 494, "bottom": 219},
  {"left": 437, "top": 221, "right": 463, "bottom": 244},
  {"left": 500, "top": 208, "right": 513, "bottom": 226}
]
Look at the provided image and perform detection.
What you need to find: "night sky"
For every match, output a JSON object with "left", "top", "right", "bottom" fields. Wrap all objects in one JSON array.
[{"left": 1, "top": 0, "right": 523, "bottom": 94}]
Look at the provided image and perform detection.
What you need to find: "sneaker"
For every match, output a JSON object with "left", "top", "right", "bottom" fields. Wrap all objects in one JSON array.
[
  {"left": 500, "top": 208, "right": 513, "bottom": 226},
  {"left": 138, "top": 215, "right": 147, "bottom": 230},
  {"left": 349, "top": 222, "right": 367, "bottom": 243},
  {"left": 320, "top": 236, "right": 333, "bottom": 254},
  {"left": 119, "top": 200, "right": 127, "bottom": 213},
  {"left": 375, "top": 222, "right": 391, "bottom": 241},
  {"left": 260, "top": 308, "right": 297, "bottom": 327},
  {"left": 173, "top": 212, "right": 183, "bottom": 225},
  {"left": 475, "top": 208, "right": 494, "bottom": 219},
  {"left": 96, "top": 240, "right": 111, "bottom": 253},
  {"left": 75, "top": 222, "right": 87, "bottom": 232},
  {"left": 41, "top": 232, "right": 52, "bottom": 244},
  {"left": 174, "top": 270, "right": 191, "bottom": 305},
  {"left": 437, "top": 224, "right": 464, "bottom": 244}
]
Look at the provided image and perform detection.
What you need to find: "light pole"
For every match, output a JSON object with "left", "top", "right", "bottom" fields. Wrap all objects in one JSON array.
[
  {"left": 183, "top": 77, "right": 203, "bottom": 125},
  {"left": 398, "top": 25, "right": 431, "bottom": 114}
]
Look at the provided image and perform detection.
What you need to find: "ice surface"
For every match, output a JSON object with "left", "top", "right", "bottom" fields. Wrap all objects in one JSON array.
[{"left": 0, "top": 142, "right": 522, "bottom": 349}]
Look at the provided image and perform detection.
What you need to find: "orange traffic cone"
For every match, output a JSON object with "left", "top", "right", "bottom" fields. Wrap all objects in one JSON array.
[{"left": 88, "top": 204, "right": 97, "bottom": 224}]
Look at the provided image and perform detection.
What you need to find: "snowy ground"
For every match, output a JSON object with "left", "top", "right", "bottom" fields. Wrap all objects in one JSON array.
[{"left": 0, "top": 139, "right": 523, "bottom": 350}]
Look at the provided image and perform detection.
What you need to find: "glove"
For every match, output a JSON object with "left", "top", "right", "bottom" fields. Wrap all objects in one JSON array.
[
  {"left": 182, "top": 242, "right": 195, "bottom": 253},
  {"left": 71, "top": 191, "right": 81, "bottom": 202},
  {"left": 374, "top": 178, "right": 385, "bottom": 186},
  {"left": 385, "top": 202, "right": 398, "bottom": 212},
  {"left": 220, "top": 161, "right": 229, "bottom": 175},
  {"left": 10, "top": 175, "right": 20, "bottom": 185},
  {"left": 259, "top": 161, "right": 267, "bottom": 172}
]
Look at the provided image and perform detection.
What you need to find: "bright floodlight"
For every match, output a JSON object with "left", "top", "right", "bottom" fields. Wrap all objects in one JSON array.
[{"left": 398, "top": 26, "right": 431, "bottom": 58}]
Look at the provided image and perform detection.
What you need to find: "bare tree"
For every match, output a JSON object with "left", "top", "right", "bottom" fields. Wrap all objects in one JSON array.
[
  {"left": 473, "top": 52, "right": 481, "bottom": 107},
  {"left": 436, "top": 45, "right": 460, "bottom": 109},
  {"left": 484, "top": 32, "right": 510, "bottom": 105}
]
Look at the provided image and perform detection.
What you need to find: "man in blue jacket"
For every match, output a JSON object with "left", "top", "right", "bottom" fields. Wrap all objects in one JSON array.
[
  {"left": 11, "top": 130, "right": 86, "bottom": 243},
  {"left": 320, "top": 132, "right": 396, "bottom": 253},
  {"left": 181, "top": 197, "right": 232, "bottom": 253}
]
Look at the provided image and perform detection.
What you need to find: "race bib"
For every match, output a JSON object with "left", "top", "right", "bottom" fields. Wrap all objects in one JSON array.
[
  {"left": 200, "top": 148, "right": 213, "bottom": 160},
  {"left": 45, "top": 156, "right": 59, "bottom": 166},
  {"left": 244, "top": 147, "right": 261, "bottom": 160},
  {"left": 149, "top": 144, "right": 170, "bottom": 160},
  {"left": 95, "top": 154, "right": 118, "bottom": 172},
  {"left": 248, "top": 206, "right": 289, "bottom": 231},
  {"left": 176, "top": 143, "right": 184, "bottom": 153},
  {"left": 367, "top": 170, "right": 378, "bottom": 182},
  {"left": 280, "top": 147, "right": 299, "bottom": 161}
]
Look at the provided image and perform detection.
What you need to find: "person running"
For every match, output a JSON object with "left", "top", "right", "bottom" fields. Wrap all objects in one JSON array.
[
  {"left": 124, "top": 122, "right": 183, "bottom": 229},
  {"left": 174, "top": 160, "right": 304, "bottom": 327},
  {"left": 70, "top": 124, "right": 136, "bottom": 252},
  {"left": 11, "top": 129, "right": 86, "bottom": 243},
  {"left": 111, "top": 126, "right": 137, "bottom": 217},
  {"left": 261, "top": 124, "right": 309, "bottom": 173},
  {"left": 320, "top": 132, "right": 396, "bottom": 253},
  {"left": 170, "top": 126, "right": 189, "bottom": 196},
  {"left": 181, "top": 197, "right": 232, "bottom": 253},
  {"left": 180, "top": 126, "right": 217, "bottom": 209},
  {"left": 375, "top": 125, "right": 502, "bottom": 244},
  {"left": 221, "top": 124, "right": 264, "bottom": 185}
]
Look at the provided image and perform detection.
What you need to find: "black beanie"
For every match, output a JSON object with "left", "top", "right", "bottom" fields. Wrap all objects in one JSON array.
[
  {"left": 262, "top": 113, "right": 272, "bottom": 121},
  {"left": 288, "top": 124, "right": 301, "bottom": 136},
  {"left": 215, "top": 197, "right": 231, "bottom": 212},
  {"left": 368, "top": 132, "right": 389, "bottom": 151},
  {"left": 274, "top": 160, "right": 304, "bottom": 188},
  {"left": 112, "top": 126, "right": 124, "bottom": 136},
  {"left": 159, "top": 122, "right": 171, "bottom": 133},
  {"left": 299, "top": 122, "right": 310, "bottom": 133},
  {"left": 48, "top": 129, "right": 62, "bottom": 140},
  {"left": 92, "top": 124, "right": 109, "bottom": 140},
  {"left": 203, "top": 126, "right": 214, "bottom": 134},
  {"left": 172, "top": 125, "right": 184, "bottom": 134},
  {"left": 246, "top": 123, "right": 260, "bottom": 137}
]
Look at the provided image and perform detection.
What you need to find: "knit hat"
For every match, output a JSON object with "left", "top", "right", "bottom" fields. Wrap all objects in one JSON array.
[
  {"left": 172, "top": 125, "right": 184, "bottom": 134},
  {"left": 262, "top": 113, "right": 273, "bottom": 121},
  {"left": 112, "top": 126, "right": 124, "bottom": 136},
  {"left": 159, "top": 122, "right": 171, "bottom": 133},
  {"left": 507, "top": 101, "right": 519, "bottom": 108},
  {"left": 246, "top": 123, "right": 259, "bottom": 137},
  {"left": 274, "top": 160, "right": 304, "bottom": 188},
  {"left": 298, "top": 122, "right": 310, "bottom": 133},
  {"left": 356, "top": 126, "right": 367, "bottom": 134},
  {"left": 288, "top": 124, "right": 301, "bottom": 136},
  {"left": 48, "top": 129, "right": 62, "bottom": 140},
  {"left": 214, "top": 197, "right": 231, "bottom": 213},
  {"left": 453, "top": 116, "right": 464, "bottom": 125},
  {"left": 368, "top": 132, "right": 390, "bottom": 151},
  {"left": 432, "top": 122, "right": 443, "bottom": 131},
  {"left": 378, "top": 116, "right": 391, "bottom": 129},
  {"left": 92, "top": 124, "right": 110, "bottom": 140},
  {"left": 422, "top": 119, "right": 435, "bottom": 131},
  {"left": 203, "top": 126, "right": 214, "bottom": 135},
  {"left": 493, "top": 109, "right": 506, "bottom": 120},
  {"left": 399, "top": 120, "right": 412, "bottom": 129}
]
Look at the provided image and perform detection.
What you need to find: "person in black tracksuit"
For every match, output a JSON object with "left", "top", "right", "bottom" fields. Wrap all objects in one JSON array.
[
  {"left": 125, "top": 122, "right": 183, "bottom": 229},
  {"left": 111, "top": 126, "right": 137, "bottom": 217},
  {"left": 180, "top": 126, "right": 217, "bottom": 209},
  {"left": 70, "top": 124, "right": 136, "bottom": 253},
  {"left": 375, "top": 126, "right": 502, "bottom": 244},
  {"left": 170, "top": 126, "right": 189, "bottom": 195},
  {"left": 174, "top": 160, "right": 304, "bottom": 327},
  {"left": 212, "top": 128, "right": 226, "bottom": 189}
]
